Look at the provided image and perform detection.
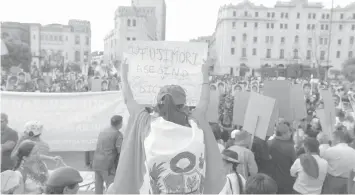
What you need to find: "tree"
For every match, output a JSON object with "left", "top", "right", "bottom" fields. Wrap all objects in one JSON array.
[
  {"left": 1, "top": 38, "right": 31, "bottom": 72},
  {"left": 341, "top": 58, "right": 355, "bottom": 81}
]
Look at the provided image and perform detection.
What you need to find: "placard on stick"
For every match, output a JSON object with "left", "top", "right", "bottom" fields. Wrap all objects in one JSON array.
[
  {"left": 233, "top": 91, "right": 250, "bottom": 126},
  {"left": 206, "top": 90, "right": 220, "bottom": 123},
  {"left": 243, "top": 92, "right": 276, "bottom": 140},
  {"left": 290, "top": 84, "right": 307, "bottom": 121},
  {"left": 263, "top": 80, "right": 292, "bottom": 121},
  {"left": 124, "top": 41, "right": 208, "bottom": 106}
]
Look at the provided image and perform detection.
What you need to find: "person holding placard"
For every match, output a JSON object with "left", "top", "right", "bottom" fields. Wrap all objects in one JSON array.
[{"left": 111, "top": 59, "right": 226, "bottom": 194}]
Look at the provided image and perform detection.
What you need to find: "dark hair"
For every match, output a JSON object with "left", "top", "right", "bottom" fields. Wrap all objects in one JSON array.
[
  {"left": 44, "top": 183, "right": 77, "bottom": 194},
  {"left": 303, "top": 83, "right": 311, "bottom": 88},
  {"left": 245, "top": 173, "right": 278, "bottom": 194},
  {"left": 111, "top": 115, "right": 123, "bottom": 127},
  {"left": 305, "top": 124, "right": 319, "bottom": 138},
  {"left": 156, "top": 95, "right": 190, "bottom": 127},
  {"left": 337, "top": 110, "right": 346, "bottom": 119},
  {"left": 13, "top": 140, "right": 36, "bottom": 171},
  {"left": 303, "top": 137, "right": 320, "bottom": 154},
  {"left": 333, "top": 129, "right": 352, "bottom": 143}
]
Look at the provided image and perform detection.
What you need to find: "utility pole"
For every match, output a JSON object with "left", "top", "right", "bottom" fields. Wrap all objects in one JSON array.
[{"left": 326, "top": 0, "right": 334, "bottom": 80}]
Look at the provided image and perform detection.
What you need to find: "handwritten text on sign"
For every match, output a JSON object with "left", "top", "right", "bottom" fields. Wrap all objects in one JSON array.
[{"left": 125, "top": 41, "right": 208, "bottom": 106}]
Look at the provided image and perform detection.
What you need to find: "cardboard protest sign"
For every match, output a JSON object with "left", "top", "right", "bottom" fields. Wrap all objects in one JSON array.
[
  {"left": 267, "top": 101, "right": 279, "bottom": 137},
  {"left": 233, "top": 91, "right": 250, "bottom": 126},
  {"left": 243, "top": 92, "right": 276, "bottom": 140},
  {"left": 316, "top": 109, "right": 330, "bottom": 138},
  {"left": 206, "top": 90, "right": 220, "bottom": 122},
  {"left": 319, "top": 89, "right": 336, "bottom": 132},
  {"left": 124, "top": 41, "right": 208, "bottom": 106},
  {"left": 263, "top": 80, "right": 292, "bottom": 121},
  {"left": 290, "top": 84, "right": 307, "bottom": 120},
  {"left": 91, "top": 78, "right": 102, "bottom": 92}
]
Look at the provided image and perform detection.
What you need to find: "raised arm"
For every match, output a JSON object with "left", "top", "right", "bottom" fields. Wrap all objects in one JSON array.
[
  {"left": 194, "top": 59, "right": 213, "bottom": 116},
  {"left": 121, "top": 59, "right": 140, "bottom": 115}
]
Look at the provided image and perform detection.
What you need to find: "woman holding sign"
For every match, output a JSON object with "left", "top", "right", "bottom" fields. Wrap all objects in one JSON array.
[{"left": 110, "top": 59, "right": 226, "bottom": 194}]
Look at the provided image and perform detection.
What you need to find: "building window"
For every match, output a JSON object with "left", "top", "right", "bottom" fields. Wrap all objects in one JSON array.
[
  {"left": 349, "top": 51, "right": 353, "bottom": 58},
  {"left": 312, "top": 24, "right": 315, "bottom": 29},
  {"left": 293, "top": 49, "right": 299, "bottom": 59},
  {"left": 321, "top": 24, "right": 324, "bottom": 30},
  {"left": 325, "top": 25, "right": 329, "bottom": 30},
  {"left": 336, "top": 51, "right": 341, "bottom": 58},
  {"left": 281, "top": 13, "right": 284, "bottom": 18},
  {"left": 353, "top": 13, "right": 355, "bottom": 19},
  {"left": 322, "top": 14, "right": 325, "bottom": 19},
  {"left": 339, "top": 24, "right": 343, "bottom": 30},
  {"left": 252, "top": 48, "right": 257, "bottom": 55},
  {"left": 338, "top": 39, "right": 342, "bottom": 45},
  {"left": 280, "top": 24, "right": 283, "bottom": 29},
  {"left": 266, "top": 36, "right": 269, "bottom": 43},
  {"left": 75, "top": 35, "right": 80, "bottom": 44},
  {"left": 320, "top": 51, "right": 325, "bottom": 60},
  {"left": 127, "top": 19, "right": 131, "bottom": 26},
  {"left": 33, "top": 34, "right": 36, "bottom": 39},
  {"left": 244, "top": 22, "right": 247, "bottom": 27},
  {"left": 308, "top": 13, "right": 312, "bottom": 19},
  {"left": 54, "top": 36, "right": 58, "bottom": 41},
  {"left": 49, "top": 35, "right": 53, "bottom": 41},
  {"left": 253, "top": 37, "right": 257, "bottom": 43},
  {"left": 285, "top": 24, "right": 288, "bottom": 29},
  {"left": 132, "top": 37, "right": 136, "bottom": 41},
  {"left": 324, "top": 38, "right": 328, "bottom": 45},
  {"left": 233, "top": 11, "right": 236, "bottom": 17},
  {"left": 272, "top": 12, "right": 275, "bottom": 18},
  {"left": 266, "top": 49, "right": 271, "bottom": 58},
  {"left": 297, "top": 12, "right": 300, "bottom": 19},
  {"left": 306, "top": 50, "right": 311, "bottom": 60},
  {"left": 231, "top": 48, "right": 235, "bottom": 55},
  {"left": 352, "top": 25, "right": 355, "bottom": 30},
  {"left": 307, "top": 24, "right": 310, "bottom": 30},
  {"left": 75, "top": 51, "right": 80, "bottom": 62},
  {"left": 127, "top": 37, "right": 131, "bottom": 41},
  {"left": 133, "top": 19, "right": 136, "bottom": 26},
  {"left": 285, "top": 13, "right": 288, "bottom": 19},
  {"left": 271, "top": 23, "right": 274, "bottom": 29},
  {"left": 244, "top": 11, "right": 248, "bottom": 16},
  {"left": 232, "top": 22, "right": 236, "bottom": 28},
  {"left": 296, "top": 24, "right": 299, "bottom": 29},
  {"left": 59, "top": 36, "right": 62, "bottom": 41},
  {"left": 243, "top": 33, "right": 247, "bottom": 41},
  {"left": 86, "top": 36, "right": 89, "bottom": 45},
  {"left": 232, "top": 36, "right": 236, "bottom": 42},
  {"left": 313, "top": 13, "right": 316, "bottom": 19},
  {"left": 326, "top": 14, "right": 330, "bottom": 19},
  {"left": 254, "top": 22, "right": 258, "bottom": 28},
  {"left": 255, "top": 12, "right": 259, "bottom": 17},
  {"left": 281, "top": 37, "right": 285, "bottom": 44},
  {"left": 350, "top": 36, "right": 354, "bottom": 44},
  {"left": 66, "top": 36, "right": 68, "bottom": 41},
  {"left": 242, "top": 48, "right": 247, "bottom": 57},
  {"left": 267, "top": 23, "right": 270, "bottom": 29},
  {"left": 340, "top": 13, "right": 344, "bottom": 19},
  {"left": 320, "top": 38, "right": 323, "bottom": 44},
  {"left": 295, "top": 35, "right": 299, "bottom": 43},
  {"left": 280, "top": 49, "right": 284, "bottom": 59},
  {"left": 270, "top": 36, "right": 274, "bottom": 43},
  {"left": 267, "top": 12, "right": 270, "bottom": 17},
  {"left": 308, "top": 38, "right": 312, "bottom": 44}
]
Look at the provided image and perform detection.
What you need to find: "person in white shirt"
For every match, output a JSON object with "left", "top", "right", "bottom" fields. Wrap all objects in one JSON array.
[
  {"left": 220, "top": 149, "right": 246, "bottom": 194},
  {"left": 290, "top": 137, "right": 328, "bottom": 194},
  {"left": 316, "top": 132, "right": 330, "bottom": 158},
  {"left": 322, "top": 129, "right": 355, "bottom": 194}
]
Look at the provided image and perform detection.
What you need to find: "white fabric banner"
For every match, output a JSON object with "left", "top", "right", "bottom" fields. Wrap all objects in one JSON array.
[
  {"left": 124, "top": 41, "right": 208, "bottom": 106},
  {"left": 1, "top": 91, "right": 129, "bottom": 152}
]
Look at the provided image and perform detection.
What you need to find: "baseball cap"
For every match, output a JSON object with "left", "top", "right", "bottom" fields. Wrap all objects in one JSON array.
[
  {"left": 46, "top": 167, "right": 83, "bottom": 187},
  {"left": 221, "top": 149, "right": 240, "bottom": 163},
  {"left": 157, "top": 85, "right": 186, "bottom": 105}
]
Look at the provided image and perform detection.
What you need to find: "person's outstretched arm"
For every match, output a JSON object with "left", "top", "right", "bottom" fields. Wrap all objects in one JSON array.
[
  {"left": 194, "top": 59, "right": 213, "bottom": 116},
  {"left": 120, "top": 59, "right": 140, "bottom": 115}
]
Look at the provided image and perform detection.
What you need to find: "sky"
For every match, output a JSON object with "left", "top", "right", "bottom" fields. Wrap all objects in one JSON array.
[{"left": 0, "top": 0, "right": 351, "bottom": 51}]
